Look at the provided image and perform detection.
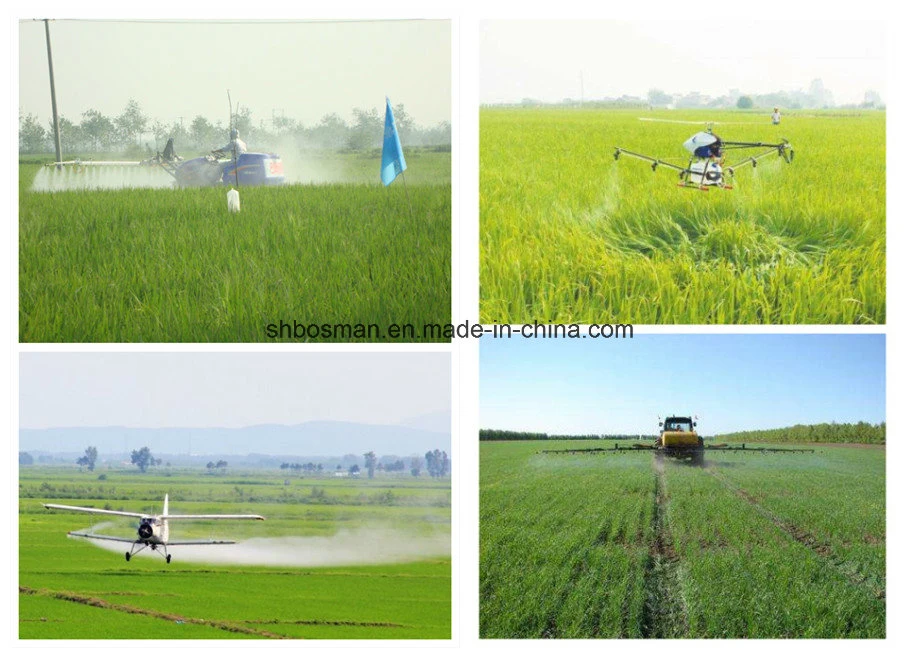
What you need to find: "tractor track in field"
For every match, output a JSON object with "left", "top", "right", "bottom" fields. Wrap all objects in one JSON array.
[
  {"left": 640, "top": 458, "right": 689, "bottom": 638},
  {"left": 243, "top": 618, "right": 405, "bottom": 628},
  {"left": 19, "top": 586, "right": 291, "bottom": 638},
  {"left": 705, "top": 468, "right": 885, "bottom": 600}
]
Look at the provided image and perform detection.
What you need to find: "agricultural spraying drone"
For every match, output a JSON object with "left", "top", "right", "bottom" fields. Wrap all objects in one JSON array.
[
  {"left": 43, "top": 494, "right": 265, "bottom": 564},
  {"left": 542, "top": 415, "right": 813, "bottom": 465},
  {"left": 614, "top": 120, "right": 794, "bottom": 190}
]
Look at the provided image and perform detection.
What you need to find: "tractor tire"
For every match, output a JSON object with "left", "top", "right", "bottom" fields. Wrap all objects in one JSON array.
[{"left": 691, "top": 442, "right": 704, "bottom": 466}]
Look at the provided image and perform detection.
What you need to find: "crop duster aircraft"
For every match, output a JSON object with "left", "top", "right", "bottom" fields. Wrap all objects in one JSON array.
[{"left": 43, "top": 495, "right": 265, "bottom": 563}]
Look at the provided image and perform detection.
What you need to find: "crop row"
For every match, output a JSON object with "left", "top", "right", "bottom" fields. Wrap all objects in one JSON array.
[{"left": 480, "top": 441, "right": 885, "bottom": 637}]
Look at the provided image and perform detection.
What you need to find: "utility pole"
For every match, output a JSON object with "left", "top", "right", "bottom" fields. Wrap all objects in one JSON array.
[{"left": 43, "top": 19, "right": 63, "bottom": 165}]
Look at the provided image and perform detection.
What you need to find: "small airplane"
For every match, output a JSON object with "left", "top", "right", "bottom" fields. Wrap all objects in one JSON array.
[
  {"left": 43, "top": 494, "right": 264, "bottom": 564},
  {"left": 614, "top": 122, "right": 794, "bottom": 190}
]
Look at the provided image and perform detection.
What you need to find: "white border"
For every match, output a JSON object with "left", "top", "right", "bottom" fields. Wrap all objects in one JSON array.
[{"left": 6, "top": 1, "right": 903, "bottom": 657}]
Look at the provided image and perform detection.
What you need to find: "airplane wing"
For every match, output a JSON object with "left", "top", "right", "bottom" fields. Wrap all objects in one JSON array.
[
  {"left": 69, "top": 532, "right": 237, "bottom": 546},
  {"left": 161, "top": 514, "right": 265, "bottom": 521},
  {"left": 69, "top": 531, "right": 136, "bottom": 543},
  {"left": 44, "top": 503, "right": 145, "bottom": 518}
]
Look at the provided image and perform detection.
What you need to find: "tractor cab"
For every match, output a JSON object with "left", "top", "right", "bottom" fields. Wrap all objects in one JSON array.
[
  {"left": 661, "top": 416, "right": 695, "bottom": 433},
  {"left": 657, "top": 415, "right": 703, "bottom": 463}
]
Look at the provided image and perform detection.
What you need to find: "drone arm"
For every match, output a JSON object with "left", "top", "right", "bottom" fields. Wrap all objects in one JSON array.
[
  {"left": 720, "top": 141, "right": 787, "bottom": 149},
  {"left": 613, "top": 148, "right": 687, "bottom": 173},
  {"left": 726, "top": 147, "right": 786, "bottom": 172}
]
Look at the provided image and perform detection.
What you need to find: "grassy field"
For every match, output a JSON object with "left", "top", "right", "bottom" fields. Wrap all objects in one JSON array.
[
  {"left": 19, "top": 149, "right": 450, "bottom": 342},
  {"left": 480, "top": 109, "right": 885, "bottom": 324},
  {"left": 20, "top": 466, "right": 451, "bottom": 639},
  {"left": 480, "top": 440, "right": 885, "bottom": 638}
]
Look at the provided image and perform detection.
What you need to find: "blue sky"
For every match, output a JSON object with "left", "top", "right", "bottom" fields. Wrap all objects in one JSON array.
[{"left": 480, "top": 334, "right": 885, "bottom": 435}]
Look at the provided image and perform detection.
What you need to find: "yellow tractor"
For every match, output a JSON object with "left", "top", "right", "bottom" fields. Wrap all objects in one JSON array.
[
  {"left": 539, "top": 416, "right": 814, "bottom": 463},
  {"left": 657, "top": 415, "right": 704, "bottom": 465}
]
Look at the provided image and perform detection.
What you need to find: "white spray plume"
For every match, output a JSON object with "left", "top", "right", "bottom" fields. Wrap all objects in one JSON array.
[{"left": 78, "top": 525, "right": 450, "bottom": 567}]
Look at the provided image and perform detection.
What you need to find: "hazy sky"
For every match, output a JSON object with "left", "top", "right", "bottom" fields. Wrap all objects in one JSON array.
[
  {"left": 481, "top": 334, "right": 885, "bottom": 435},
  {"left": 481, "top": 20, "right": 885, "bottom": 105},
  {"left": 19, "top": 19, "right": 451, "bottom": 128},
  {"left": 20, "top": 352, "right": 450, "bottom": 429}
]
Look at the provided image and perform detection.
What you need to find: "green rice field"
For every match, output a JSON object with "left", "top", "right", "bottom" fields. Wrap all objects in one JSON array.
[
  {"left": 480, "top": 440, "right": 885, "bottom": 638},
  {"left": 19, "top": 149, "right": 450, "bottom": 342},
  {"left": 20, "top": 467, "right": 451, "bottom": 639},
  {"left": 480, "top": 109, "right": 885, "bottom": 324}
]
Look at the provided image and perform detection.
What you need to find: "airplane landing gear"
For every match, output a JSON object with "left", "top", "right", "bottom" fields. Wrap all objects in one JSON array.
[
  {"left": 125, "top": 551, "right": 131, "bottom": 561},
  {"left": 166, "top": 554, "right": 172, "bottom": 564}
]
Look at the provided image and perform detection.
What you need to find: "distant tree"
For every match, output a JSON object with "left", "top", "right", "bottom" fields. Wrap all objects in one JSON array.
[
  {"left": 863, "top": 89, "right": 884, "bottom": 108},
  {"left": 390, "top": 103, "right": 416, "bottom": 144},
  {"left": 736, "top": 96, "right": 754, "bottom": 109},
  {"left": 130, "top": 446, "right": 155, "bottom": 473},
  {"left": 168, "top": 119, "right": 190, "bottom": 150},
  {"left": 149, "top": 119, "right": 170, "bottom": 149},
  {"left": 347, "top": 107, "right": 382, "bottom": 150},
  {"left": 18, "top": 113, "right": 48, "bottom": 153},
  {"left": 115, "top": 99, "right": 148, "bottom": 146},
  {"left": 76, "top": 446, "right": 98, "bottom": 472},
  {"left": 310, "top": 113, "right": 350, "bottom": 150},
  {"left": 216, "top": 460, "right": 228, "bottom": 472},
  {"left": 234, "top": 106, "right": 254, "bottom": 142},
  {"left": 272, "top": 113, "right": 297, "bottom": 134},
  {"left": 189, "top": 115, "right": 217, "bottom": 149},
  {"left": 81, "top": 109, "right": 115, "bottom": 151},
  {"left": 364, "top": 451, "right": 377, "bottom": 479},
  {"left": 425, "top": 449, "right": 450, "bottom": 478},
  {"left": 349, "top": 464, "right": 361, "bottom": 475},
  {"left": 647, "top": 89, "right": 673, "bottom": 107},
  {"left": 54, "top": 115, "right": 85, "bottom": 153},
  {"left": 19, "top": 451, "right": 34, "bottom": 466},
  {"left": 206, "top": 461, "right": 215, "bottom": 470},
  {"left": 410, "top": 456, "right": 422, "bottom": 477}
]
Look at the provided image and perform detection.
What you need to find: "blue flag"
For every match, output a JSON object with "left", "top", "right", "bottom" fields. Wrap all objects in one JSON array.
[{"left": 381, "top": 97, "right": 407, "bottom": 186}]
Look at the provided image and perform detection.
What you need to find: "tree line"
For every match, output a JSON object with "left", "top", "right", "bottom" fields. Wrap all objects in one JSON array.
[
  {"left": 19, "top": 98, "right": 452, "bottom": 155},
  {"left": 714, "top": 422, "right": 885, "bottom": 445},
  {"left": 480, "top": 429, "right": 656, "bottom": 442},
  {"left": 19, "top": 445, "right": 453, "bottom": 477}
]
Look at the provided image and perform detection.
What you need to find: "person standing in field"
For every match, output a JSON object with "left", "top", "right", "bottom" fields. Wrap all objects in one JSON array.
[{"left": 772, "top": 107, "right": 781, "bottom": 125}]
